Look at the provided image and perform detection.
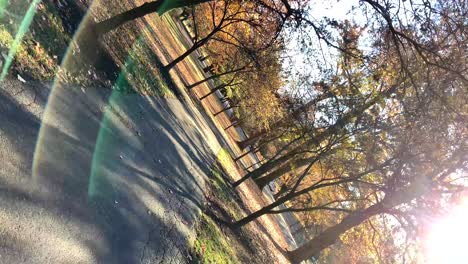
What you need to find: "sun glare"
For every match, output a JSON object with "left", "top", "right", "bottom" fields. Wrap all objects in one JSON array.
[{"left": 425, "top": 199, "right": 468, "bottom": 264}]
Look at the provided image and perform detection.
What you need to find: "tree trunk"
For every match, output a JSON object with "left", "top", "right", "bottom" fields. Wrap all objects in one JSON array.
[
  {"left": 242, "top": 90, "right": 389, "bottom": 183},
  {"left": 186, "top": 65, "right": 247, "bottom": 89},
  {"left": 232, "top": 151, "right": 294, "bottom": 187},
  {"left": 254, "top": 162, "right": 292, "bottom": 190},
  {"left": 234, "top": 133, "right": 284, "bottom": 162},
  {"left": 237, "top": 94, "right": 329, "bottom": 143},
  {"left": 235, "top": 77, "right": 391, "bottom": 189},
  {"left": 164, "top": 28, "right": 217, "bottom": 71},
  {"left": 224, "top": 120, "right": 239, "bottom": 130},
  {"left": 231, "top": 197, "right": 284, "bottom": 227},
  {"left": 94, "top": 1, "right": 163, "bottom": 36},
  {"left": 237, "top": 129, "right": 268, "bottom": 150},
  {"left": 286, "top": 180, "right": 428, "bottom": 263},
  {"left": 164, "top": 44, "right": 199, "bottom": 71},
  {"left": 233, "top": 109, "right": 361, "bottom": 188},
  {"left": 234, "top": 148, "right": 255, "bottom": 162},
  {"left": 233, "top": 169, "right": 381, "bottom": 226},
  {"left": 93, "top": 0, "right": 212, "bottom": 36},
  {"left": 199, "top": 84, "right": 225, "bottom": 100},
  {"left": 214, "top": 105, "right": 236, "bottom": 116},
  {"left": 234, "top": 97, "right": 324, "bottom": 152},
  {"left": 198, "top": 55, "right": 210, "bottom": 62},
  {"left": 255, "top": 156, "right": 317, "bottom": 189},
  {"left": 232, "top": 131, "right": 308, "bottom": 188},
  {"left": 245, "top": 160, "right": 263, "bottom": 171},
  {"left": 273, "top": 184, "right": 289, "bottom": 200},
  {"left": 287, "top": 203, "right": 384, "bottom": 263},
  {"left": 234, "top": 181, "right": 419, "bottom": 258}
]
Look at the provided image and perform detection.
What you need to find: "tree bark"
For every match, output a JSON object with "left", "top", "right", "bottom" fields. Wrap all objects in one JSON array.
[
  {"left": 199, "top": 84, "right": 226, "bottom": 100},
  {"left": 234, "top": 148, "right": 254, "bottom": 162},
  {"left": 245, "top": 160, "right": 263, "bottom": 171},
  {"left": 234, "top": 84, "right": 397, "bottom": 189},
  {"left": 186, "top": 65, "right": 247, "bottom": 89},
  {"left": 214, "top": 104, "right": 237, "bottom": 116},
  {"left": 93, "top": 0, "right": 212, "bottom": 36},
  {"left": 237, "top": 129, "right": 268, "bottom": 150},
  {"left": 232, "top": 150, "right": 295, "bottom": 187},
  {"left": 287, "top": 203, "right": 384, "bottom": 263},
  {"left": 164, "top": 27, "right": 218, "bottom": 71},
  {"left": 235, "top": 95, "right": 329, "bottom": 151},
  {"left": 224, "top": 120, "right": 240, "bottom": 130},
  {"left": 233, "top": 95, "right": 381, "bottom": 187},
  {"left": 231, "top": 196, "right": 284, "bottom": 227},
  {"left": 286, "top": 179, "right": 429, "bottom": 263},
  {"left": 233, "top": 159, "right": 399, "bottom": 227},
  {"left": 237, "top": 129, "right": 285, "bottom": 155},
  {"left": 254, "top": 161, "right": 293, "bottom": 190},
  {"left": 273, "top": 183, "right": 289, "bottom": 200},
  {"left": 255, "top": 155, "right": 322, "bottom": 189},
  {"left": 198, "top": 55, "right": 210, "bottom": 62}
]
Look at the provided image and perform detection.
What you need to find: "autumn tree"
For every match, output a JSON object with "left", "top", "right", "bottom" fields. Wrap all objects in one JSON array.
[
  {"left": 225, "top": 1, "right": 467, "bottom": 263},
  {"left": 92, "top": 0, "right": 213, "bottom": 36},
  {"left": 164, "top": 0, "right": 264, "bottom": 71}
]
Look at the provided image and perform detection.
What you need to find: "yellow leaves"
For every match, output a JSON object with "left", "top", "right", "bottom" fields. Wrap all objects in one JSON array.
[
  {"left": 240, "top": 84, "right": 284, "bottom": 130},
  {"left": 319, "top": 219, "right": 393, "bottom": 264}
]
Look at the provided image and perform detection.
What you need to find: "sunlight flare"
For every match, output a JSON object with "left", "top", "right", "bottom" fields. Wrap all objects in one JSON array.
[
  {"left": 0, "top": 0, "right": 41, "bottom": 81},
  {"left": 425, "top": 198, "right": 468, "bottom": 264}
]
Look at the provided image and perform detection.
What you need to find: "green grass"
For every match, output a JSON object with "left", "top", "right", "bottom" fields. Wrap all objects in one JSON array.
[
  {"left": 0, "top": 2, "right": 69, "bottom": 80},
  {"left": 192, "top": 158, "right": 249, "bottom": 263},
  {"left": 216, "top": 148, "right": 235, "bottom": 173},
  {"left": 190, "top": 148, "right": 245, "bottom": 263},
  {"left": 213, "top": 148, "right": 244, "bottom": 219},
  {"left": 209, "top": 168, "right": 231, "bottom": 203},
  {"left": 1, "top": 2, "right": 175, "bottom": 98},
  {"left": 113, "top": 38, "right": 175, "bottom": 97},
  {"left": 0, "top": 24, "right": 57, "bottom": 79},
  {"left": 31, "top": 3, "right": 70, "bottom": 59},
  {"left": 192, "top": 213, "right": 240, "bottom": 264}
]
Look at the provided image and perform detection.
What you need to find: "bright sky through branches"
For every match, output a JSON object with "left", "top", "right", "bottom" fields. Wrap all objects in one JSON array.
[
  {"left": 281, "top": 0, "right": 365, "bottom": 98},
  {"left": 425, "top": 197, "right": 468, "bottom": 264}
]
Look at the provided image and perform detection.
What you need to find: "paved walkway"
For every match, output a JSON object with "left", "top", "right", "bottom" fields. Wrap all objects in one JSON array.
[{"left": 0, "top": 78, "right": 222, "bottom": 263}]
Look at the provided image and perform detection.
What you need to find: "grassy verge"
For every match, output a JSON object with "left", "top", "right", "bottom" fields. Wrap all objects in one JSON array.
[
  {"left": 190, "top": 147, "right": 278, "bottom": 263},
  {"left": 190, "top": 148, "right": 248, "bottom": 263},
  {"left": 216, "top": 148, "right": 237, "bottom": 174},
  {"left": 0, "top": 2, "right": 69, "bottom": 80},
  {"left": 113, "top": 38, "right": 175, "bottom": 97},
  {"left": 1, "top": 1, "right": 175, "bottom": 97},
  {"left": 212, "top": 148, "right": 244, "bottom": 219},
  {"left": 191, "top": 213, "right": 239, "bottom": 264},
  {"left": 190, "top": 163, "right": 241, "bottom": 263}
]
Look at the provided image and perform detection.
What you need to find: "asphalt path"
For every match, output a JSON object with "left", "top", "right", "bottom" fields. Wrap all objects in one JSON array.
[{"left": 0, "top": 78, "right": 222, "bottom": 263}]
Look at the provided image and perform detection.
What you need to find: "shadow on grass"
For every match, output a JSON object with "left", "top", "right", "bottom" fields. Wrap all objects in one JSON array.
[{"left": 195, "top": 163, "right": 286, "bottom": 263}]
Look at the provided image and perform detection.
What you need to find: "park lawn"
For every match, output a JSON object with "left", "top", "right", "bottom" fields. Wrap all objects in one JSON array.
[
  {"left": 0, "top": 1, "right": 69, "bottom": 80},
  {"left": 191, "top": 213, "right": 240, "bottom": 264},
  {"left": 189, "top": 149, "right": 279, "bottom": 264},
  {"left": 0, "top": 0, "right": 173, "bottom": 97}
]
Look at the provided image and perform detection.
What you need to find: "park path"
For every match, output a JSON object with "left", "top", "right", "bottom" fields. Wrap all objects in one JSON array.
[
  {"left": 0, "top": 77, "right": 222, "bottom": 263},
  {"left": 147, "top": 13, "right": 298, "bottom": 257}
]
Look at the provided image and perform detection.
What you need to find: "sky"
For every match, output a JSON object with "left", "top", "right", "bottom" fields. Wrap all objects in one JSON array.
[{"left": 280, "top": 0, "right": 361, "bottom": 99}]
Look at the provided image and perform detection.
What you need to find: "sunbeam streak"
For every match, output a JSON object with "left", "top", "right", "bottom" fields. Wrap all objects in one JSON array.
[{"left": 0, "top": 0, "right": 41, "bottom": 81}]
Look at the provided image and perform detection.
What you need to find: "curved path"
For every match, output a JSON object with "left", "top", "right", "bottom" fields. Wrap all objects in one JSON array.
[{"left": 0, "top": 78, "right": 222, "bottom": 263}]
